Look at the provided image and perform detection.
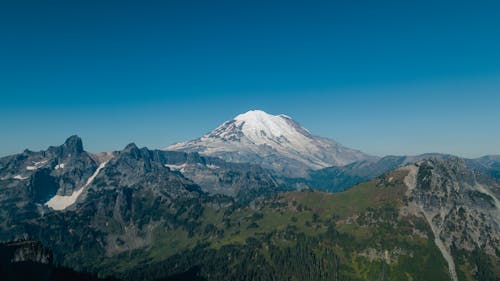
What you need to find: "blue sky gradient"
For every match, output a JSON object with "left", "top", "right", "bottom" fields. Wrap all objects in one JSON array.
[{"left": 1, "top": 0, "right": 499, "bottom": 157}]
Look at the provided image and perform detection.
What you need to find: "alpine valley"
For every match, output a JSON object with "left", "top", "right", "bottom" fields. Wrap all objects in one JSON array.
[{"left": 0, "top": 110, "right": 498, "bottom": 281}]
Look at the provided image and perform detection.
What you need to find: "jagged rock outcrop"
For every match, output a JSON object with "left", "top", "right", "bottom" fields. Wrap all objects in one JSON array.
[
  {"left": 0, "top": 137, "right": 280, "bottom": 265},
  {"left": 159, "top": 151, "right": 280, "bottom": 197},
  {"left": 0, "top": 240, "right": 52, "bottom": 264},
  {"left": 0, "top": 239, "right": 119, "bottom": 281},
  {"left": 0, "top": 135, "right": 99, "bottom": 198},
  {"left": 402, "top": 157, "right": 499, "bottom": 280},
  {"left": 409, "top": 158, "right": 499, "bottom": 254}
]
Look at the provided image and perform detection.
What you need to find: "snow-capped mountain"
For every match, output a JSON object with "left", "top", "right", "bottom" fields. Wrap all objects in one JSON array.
[{"left": 167, "top": 110, "right": 374, "bottom": 176}]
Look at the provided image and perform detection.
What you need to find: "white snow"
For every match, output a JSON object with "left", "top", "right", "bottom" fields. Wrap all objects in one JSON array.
[
  {"left": 278, "top": 114, "right": 292, "bottom": 119},
  {"left": 165, "top": 164, "right": 186, "bottom": 172},
  {"left": 46, "top": 161, "right": 108, "bottom": 211},
  {"left": 168, "top": 109, "right": 367, "bottom": 169},
  {"left": 26, "top": 160, "right": 48, "bottom": 170},
  {"left": 234, "top": 110, "right": 300, "bottom": 141},
  {"left": 233, "top": 110, "right": 315, "bottom": 148},
  {"left": 55, "top": 163, "right": 65, "bottom": 170},
  {"left": 0, "top": 175, "right": 29, "bottom": 180}
]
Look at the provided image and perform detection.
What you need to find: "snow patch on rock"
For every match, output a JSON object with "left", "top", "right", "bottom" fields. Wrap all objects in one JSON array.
[
  {"left": 46, "top": 161, "right": 109, "bottom": 211},
  {"left": 55, "top": 163, "right": 65, "bottom": 170},
  {"left": 26, "top": 160, "right": 48, "bottom": 170},
  {"left": 165, "top": 164, "right": 186, "bottom": 172},
  {"left": 1, "top": 175, "right": 29, "bottom": 180}
]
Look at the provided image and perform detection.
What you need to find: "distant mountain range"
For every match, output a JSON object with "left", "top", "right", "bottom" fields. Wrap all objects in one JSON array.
[
  {"left": 168, "top": 109, "right": 500, "bottom": 192},
  {"left": 0, "top": 110, "right": 499, "bottom": 281}
]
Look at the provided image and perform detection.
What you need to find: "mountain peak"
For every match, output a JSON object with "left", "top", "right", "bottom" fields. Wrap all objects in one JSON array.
[
  {"left": 234, "top": 109, "right": 274, "bottom": 121},
  {"left": 234, "top": 109, "right": 291, "bottom": 121},
  {"left": 167, "top": 110, "right": 372, "bottom": 176},
  {"left": 63, "top": 135, "right": 84, "bottom": 154},
  {"left": 123, "top": 143, "right": 139, "bottom": 152},
  {"left": 231, "top": 110, "right": 308, "bottom": 141}
]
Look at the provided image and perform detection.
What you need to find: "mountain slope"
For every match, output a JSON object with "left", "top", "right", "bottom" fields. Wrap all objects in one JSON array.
[
  {"left": 86, "top": 158, "right": 499, "bottom": 281},
  {"left": 465, "top": 155, "right": 500, "bottom": 179},
  {"left": 158, "top": 150, "right": 281, "bottom": 198},
  {"left": 167, "top": 110, "right": 373, "bottom": 176},
  {"left": 0, "top": 136, "right": 283, "bottom": 255},
  {"left": 1, "top": 137, "right": 498, "bottom": 280},
  {"left": 306, "top": 153, "right": 454, "bottom": 192},
  {"left": 402, "top": 158, "right": 499, "bottom": 281}
]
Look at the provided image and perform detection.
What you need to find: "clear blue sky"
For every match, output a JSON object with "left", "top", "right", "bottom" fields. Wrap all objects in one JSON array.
[{"left": 1, "top": 0, "right": 499, "bottom": 157}]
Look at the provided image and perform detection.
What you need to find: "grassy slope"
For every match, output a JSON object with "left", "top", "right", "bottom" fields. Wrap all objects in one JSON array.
[{"left": 86, "top": 168, "right": 456, "bottom": 281}]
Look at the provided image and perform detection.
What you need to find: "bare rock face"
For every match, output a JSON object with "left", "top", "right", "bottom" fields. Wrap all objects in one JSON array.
[
  {"left": 167, "top": 110, "right": 373, "bottom": 177},
  {"left": 0, "top": 135, "right": 99, "bottom": 199},
  {"left": 0, "top": 240, "right": 53, "bottom": 264},
  {"left": 160, "top": 150, "right": 280, "bottom": 197},
  {"left": 0, "top": 138, "right": 279, "bottom": 260},
  {"left": 0, "top": 136, "right": 101, "bottom": 240},
  {"left": 402, "top": 158, "right": 499, "bottom": 281},
  {"left": 410, "top": 158, "right": 499, "bottom": 254}
]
